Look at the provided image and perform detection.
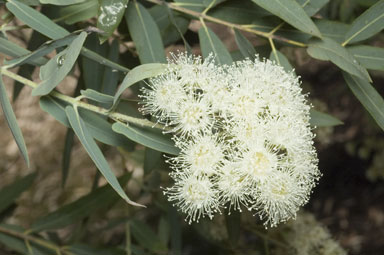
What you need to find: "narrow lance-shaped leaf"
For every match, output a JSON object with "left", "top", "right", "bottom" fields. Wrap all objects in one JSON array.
[
  {"left": 0, "top": 74, "right": 29, "bottom": 167},
  {"left": 112, "top": 63, "right": 168, "bottom": 107},
  {"left": 296, "top": 0, "right": 329, "bottom": 16},
  {"left": 81, "top": 89, "right": 114, "bottom": 106},
  {"left": 309, "top": 109, "right": 343, "bottom": 127},
  {"left": 6, "top": 0, "right": 69, "bottom": 39},
  {"left": 234, "top": 29, "right": 256, "bottom": 60},
  {"left": 97, "top": 0, "right": 129, "bottom": 43},
  {"left": 251, "top": 0, "right": 322, "bottom": 37},
  {"left": 112, "top": 122, "right": 180, "bottom": 155},
  {"left": 59, "top": 0, "right": 99, "bottom": 25},
  {"left": 30, "top": 174, "right": 131, "bottom": 232},
  {"left": 198, "top": 24, "right": 232, "bottom": 65},
  {"left": 125, "top": 1, "right": 166, "bottom": 63},
  {"left": 343, "top": 0, "right": 384, "bottom": 45},
  {"left": 65, "top": 106, "right": 143, "bottom": 207},
  {"left": 39, "top": 0, "right": 86, "bottom": 5},
  {"left": 0, "top": 173, "right": 36, "bottom": 213},
  {"left": 130, "top": 219, "right": 167, "bottom": 253},
  {"left": 307, "top": 37, "right": 372, "bottom": 82},
  {"left": 348, "top": 45, "right": 384, "bottom": 71},
  {"left": 343, "top": 72, "right": 384, "bottom": 131},
  {"left": 32, "top": 32, "right": 87, "bottom": 96},
  {"left": 61, "top": 129, "right": 74, "bottom": 188}
]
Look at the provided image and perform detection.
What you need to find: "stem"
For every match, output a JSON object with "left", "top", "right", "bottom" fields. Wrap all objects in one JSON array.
[
  {"left": 0, "top": 68, "right": 163, "bottom": 129},
  {"left": 144, "top": 0, "right": 307, "bottom": 48},
  {"left": 0, "top": 226, "right": 73, "bottom": 255}
]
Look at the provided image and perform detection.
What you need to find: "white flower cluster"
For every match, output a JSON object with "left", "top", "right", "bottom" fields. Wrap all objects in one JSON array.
[{"left": 139, "top": 53, "right": 320, "bottom": 227}]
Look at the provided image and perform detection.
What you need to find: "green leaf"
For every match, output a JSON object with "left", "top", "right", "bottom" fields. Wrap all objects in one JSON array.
[
  {"left": 343, "top": 72, "right": 384, "bottom": 131},
  {"left": 0, "top": 73, "right": 30, "bottom": 167},
  {"left": 5, "top": 33, "right": 78, "bottom": 68},
  {"left": 315, "top": 20, "right": 350, "bottom": 43},
  {"left": 100, "top": 39, "right": 120, "bottom": 96},
  {"left": 97, "top": 0, "right": 128, "bottom": 43},
  {"left": 81, "top": 89, "right": 114, "bottom": 107},
  {"left": 269, "top": 49, "right": 294, "bottom": 72},
  {"left": 32, "top": 32, "right": 87, "bottom": 96},
  {"left": 125, "top": 1, "right": 166, "bottom": 64},
  {"left": 343, "top": 0, "right": 384, "bottom": 45},
  {"left": 173, "top": 0, "right": 205, "bottom": 12},
  {"left": 65, "top": 244, "right": 126, "bottom": 255},
  {"left": 203, "top": 0, "right": 227, "bottom": 7},
  {"left": 112, "top": 63, "right": 167, "bottom": 107},
  {"left": 65, "top": 106, "right": 142, "bottom": 207},
  {"left": 234, "top": 29, "right": 256, "bottom": 60},
  {"left": 30, "top": 174, "right": 131, "bottom": 232},
  {"left": 309, "top": 109, "right": 343, "bottom": 127},
  {"left": 62, "top": 128, "right": 74, "bottom": 188},
  {"left": 130, "top": 219, "right": 167, "bottom": 253},
  {"left": 143, "top": 148, "right": 162, "bottom": 174},
  {"left": 0, "top": 224, "right": 52, "bottom": 255},
  {"left": 0, "top": 37, "right": 47, "bottom": 66},
  {"left": 251, "top": 0, "right": 321, "bottom": 37},
  {"left": 0, "top": 173, "right": 36, "bottom": 213},
  {"left": 226, "top": 211, "right": 240, "bottom": 246},
  {"left": 307, "top": 37, "right": 372, "bottom": 82},
  {"left": 6, "top": 0, "right": 69, "bottom": 39},
  {"left": 81, "top": 46, "right": 130, "bottom": 73},
  {"left": 198, "top": 25, "right": 232, "bottom": 65},
  {"left": 209, "top": 0, "right": 269, "bottom": 24},
  {"left": 296, "top": 0, "right": 329, "bottom": 16},
  {"left": 59, "top": 0, "right": 98, "bottom": 25},
  {"left": 112, "top": 122, "right": 180, "bottom": 155},
  {"left": 40, "top": 0, "right": 86, "bottom": 5},
  {"left": 39, "top": 96, "right": 70, "bottom": 126},
  {"left": 348, "top": 45, "right": 384, "bottom": 71}
]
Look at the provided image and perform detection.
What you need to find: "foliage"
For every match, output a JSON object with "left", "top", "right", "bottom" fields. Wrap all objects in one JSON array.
[{"left": 0, "top": 0, "right": 383, "bottom": 254}]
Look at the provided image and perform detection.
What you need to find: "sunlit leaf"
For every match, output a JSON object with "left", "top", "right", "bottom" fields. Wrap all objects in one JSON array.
[{"left": 97, "top": 0, "right": 128, "bottom": 43}]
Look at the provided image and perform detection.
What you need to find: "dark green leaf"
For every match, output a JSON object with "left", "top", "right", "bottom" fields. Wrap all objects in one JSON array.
[
  {"left": 158, "top": 217, "right": 170, "bottom": 248},
  {"left": 39, "top": 96, "right": 70, "bottom": 126},
  {"left": 80, "top": 46, "right": 130, "bottom": 73},
  {"left": 203, "top": 0, "right": 227, "bottom": 7},
  {"left": 58, "top": 0, "right": 98, "bottom": 25},
  {"left": 112, "top": 63, "right": 167, "bottom": 106},
  {"left": 226, "top": 211, "right": 240, "bottom": 246},
  {"left": 269, "top": 49, "right": 294, "bottom": 72},
  {"left": 62, "top": 129, "right": 74, "bottom": 188},
  {"left": 168, "top": 207, "right": 182, "bottom": 255},
  {"left": 30, "top": 174, "right": 131, "bottom": 232},
  {"left": 234, "top": 29, "right": 256, "bottom": 60},
  {"left": 0, "top": 173, "right": 36, "bottom": 213},
  {"left": 6, "top": 0, "right": 69, "bottom": 39},
  {"left": 307, "top": 37, "right": 372, "bottom": 82},
  {"left": 343, "top": 0, "right": 384, "bottom": 45},
  {"left": 97, "top": 0, "right": 128, "bottom": 43},
  {"left": 309, "top": 109, "right": 343, "bottom": 127},
  {"left": 32, "top": 32, "right": 87, "bottom": 96},
  {"left": 348, "top": 45, "right": 384, "bottom": 71},
  {"left": 251, "top": 0, "right": 321, "bottom": 37},
  {"left": 0, "top": 224, "right": 52, "bottom": 255},
  {"left": 209, "top": 0, "right": 269, "bottom": 24},
  {"left": 65, "top": 106, "right": 142, "bottom": 207},
  {"left": 143, "top": 148, "right": 162, "bottom": 174},
  {"left": 130, "top": 219, "right": 167, "bottom": 253},
  {"left": 112, "top": 122, "right": 180, "bottom": 155},
  {"left": 0, "top": 74, "right": 29, "bottom": 167},
  {"left": 125, "top": 1, "right": 166, "bottom": 63},
  {"left": 13, "top": 64, "right": 36, "bottom": 102},
  {"left": 100, "top": 39, "right": 120, "bottom": 96},
  {"left": 65, "top": 244, "right": 126, "bottom": 255},
  {"left": 296, "top": 0, "right": 329, "bottom": 16},
  {"left": 343, "top": 72, "right": 384, "bottom": 131},
  {"left": 198, "top": 25, "right": 232, "bottom": 65}
]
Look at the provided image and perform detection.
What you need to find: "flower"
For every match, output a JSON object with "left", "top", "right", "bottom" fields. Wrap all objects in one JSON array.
[{"left": 140, "top": 53, "right": 320, "bottom": 227}]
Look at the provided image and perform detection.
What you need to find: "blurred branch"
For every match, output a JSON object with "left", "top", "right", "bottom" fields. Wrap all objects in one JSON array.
[{"left": 144, "top": 0, "right": 308, "bottom": 47}]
